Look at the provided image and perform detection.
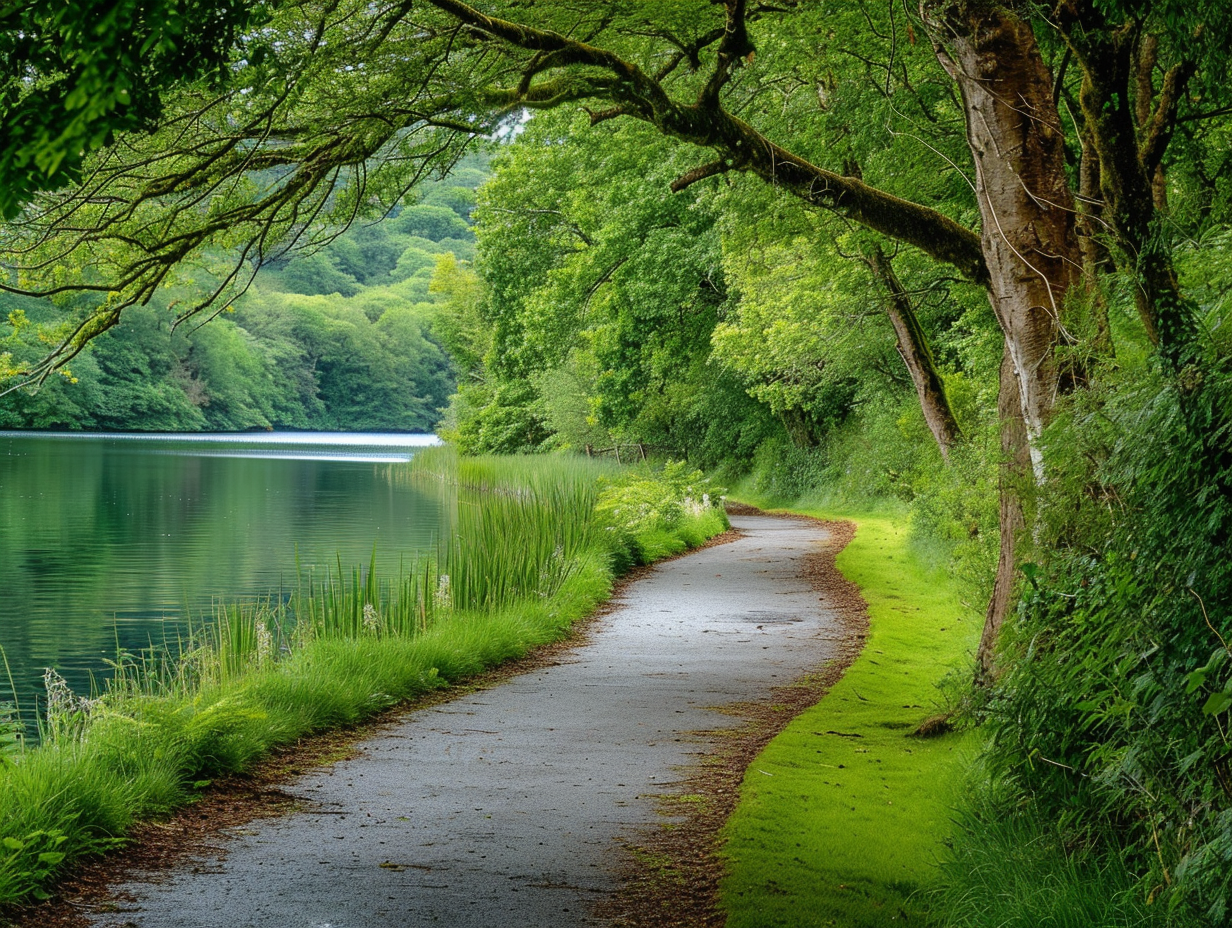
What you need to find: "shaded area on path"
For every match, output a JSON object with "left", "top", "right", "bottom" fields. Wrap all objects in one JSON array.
[{"left": 66, "top": 514, "right": 849, "bottom": 928}]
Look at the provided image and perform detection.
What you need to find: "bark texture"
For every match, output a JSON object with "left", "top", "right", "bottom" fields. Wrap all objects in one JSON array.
[
  {"left": 925, "top": 1, "right": 1085, "bottom": 675},
  {"left": 927, "top": 1, "right": 1083, "bottom": 477},
  {"left": 1077, "top": 121, "right": 1113, "bottom": 353},
  {"left": 975, "top": 345, "right": 1031, "bottom": 683},
  {"left": 1057, "top": 7, "right": 1200, "bottom": 367}
]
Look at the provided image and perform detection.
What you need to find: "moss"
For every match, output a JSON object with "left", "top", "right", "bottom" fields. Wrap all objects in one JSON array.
[{"left": 719, "top": 502, "right": 979, "bottom": 927}]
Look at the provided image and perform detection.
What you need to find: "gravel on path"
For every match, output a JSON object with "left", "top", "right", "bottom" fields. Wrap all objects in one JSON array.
[{"left": 70, "top": 513, "right": 849, "bottom": 928}]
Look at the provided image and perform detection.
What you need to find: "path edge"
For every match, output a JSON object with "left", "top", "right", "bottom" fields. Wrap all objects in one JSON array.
[
  {"left": 596, "top": 506, "right": 870, "bottom": 928},
  {"left": 4, "top": 528, "right": 745, "bottom": 928}
]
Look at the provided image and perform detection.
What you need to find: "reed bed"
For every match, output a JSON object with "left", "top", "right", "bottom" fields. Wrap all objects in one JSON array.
[{"left": 0, "top": 449, "right": 726, "bottom": 908}]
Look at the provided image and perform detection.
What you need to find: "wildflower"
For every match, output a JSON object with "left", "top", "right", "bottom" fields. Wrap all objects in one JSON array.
[
  {"left": 435, "top": 574, "right": 452, "bottom": 609},
  {"left": 538, "top": 545, "right": 567, "bottom": 596},
  {"left": 43, "top": 668, "right": 96, "bottom": 730},
  {"left": 256, "top": 621, "right": 274, "bottom": 664},
  {"left": 363, "top": 602, "right": 381, "bottom": 633}
]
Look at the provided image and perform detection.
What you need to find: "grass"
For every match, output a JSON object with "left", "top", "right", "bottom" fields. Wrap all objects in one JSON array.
[
  {"left": 718, "top": 498, "right": 979, "bottom": 928},
  {"left": 0, "top": 449, "right": 728, "bottom": 908},
  {"left": 931, "top": 774, "right": 1166, "bottom": 928}
]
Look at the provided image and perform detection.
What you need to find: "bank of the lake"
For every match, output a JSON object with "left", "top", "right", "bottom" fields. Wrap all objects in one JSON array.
[
  {"left": 718, "top": 499, "right": 978, "bottom": 927},
  {"left": 0, "top": 449, "right": 728, "bottom": 908},
  {"left": 0, "top": 431, "right": 445, "bottom": 715}
]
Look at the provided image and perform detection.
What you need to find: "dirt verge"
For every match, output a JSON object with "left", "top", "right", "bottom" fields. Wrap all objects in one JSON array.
[{"left": 597, "top": 514, "right": 868, "bottom": 928}]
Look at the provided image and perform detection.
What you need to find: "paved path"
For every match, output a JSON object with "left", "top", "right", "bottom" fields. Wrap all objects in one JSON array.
[{"left": 92, "top": 514, "right": 844, "bottom": 928}]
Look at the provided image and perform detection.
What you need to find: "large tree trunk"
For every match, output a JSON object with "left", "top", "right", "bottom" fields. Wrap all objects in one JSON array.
[
  {"left": 1058, "top": 14, "right": 1200, "bottom": 369},
  {"left": 927, "top": 2, "right": 1083, "bottom": 469},
  {"left": 867, "top": 246, "right": 963, "bottom": 461},
  {"left": 975, "top": 345, "right": 1031, "bottom": 683},
  {"left": 924, "top": 1, "right": 1085, "bottom": 674}
]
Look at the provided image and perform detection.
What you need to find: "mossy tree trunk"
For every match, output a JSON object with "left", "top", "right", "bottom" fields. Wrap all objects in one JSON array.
[{"left": 1057, "top": 5, "right": 1201, "bottom": 369}]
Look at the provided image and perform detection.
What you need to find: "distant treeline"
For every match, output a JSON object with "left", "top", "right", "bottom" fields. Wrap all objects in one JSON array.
[{"left": 0, "top": 163, "right": 489, "bottom": 433}]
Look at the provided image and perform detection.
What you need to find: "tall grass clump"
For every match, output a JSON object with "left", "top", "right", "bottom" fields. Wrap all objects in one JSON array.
[
  {"left": 933, "top": 774, "right": 1167, "bottom": 928},
  {"left": 0, "top": 448, "right": 727, "bottom": 909}
]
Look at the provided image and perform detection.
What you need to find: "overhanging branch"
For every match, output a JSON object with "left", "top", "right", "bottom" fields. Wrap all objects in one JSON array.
[
  {"left": 426, "top": 0, "right": 987, "bottom": 285},
  {"left": 671, "top": 159, "right": 732, "bottom": 191}
]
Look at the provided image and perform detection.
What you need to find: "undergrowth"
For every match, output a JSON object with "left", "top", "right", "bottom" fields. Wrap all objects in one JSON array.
[{"left": 947, "top": 361, "right": 1232, "bottom": 926}]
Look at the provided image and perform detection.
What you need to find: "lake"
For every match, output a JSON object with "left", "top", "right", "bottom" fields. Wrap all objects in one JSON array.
[{"left": 0, "top": 432, "right": 445, "bottom": 718}]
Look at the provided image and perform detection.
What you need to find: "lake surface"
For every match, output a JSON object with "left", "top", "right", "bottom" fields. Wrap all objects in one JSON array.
[{"left": 0, "top": 432, "right": 445, "bottom": 717}]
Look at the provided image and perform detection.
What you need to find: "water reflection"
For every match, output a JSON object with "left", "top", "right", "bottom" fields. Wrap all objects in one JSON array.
[{"left": 0, "top": 432, "right": 445, "bottom": 714}]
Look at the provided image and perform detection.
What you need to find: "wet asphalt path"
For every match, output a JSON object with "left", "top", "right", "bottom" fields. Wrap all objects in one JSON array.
[{"left": 90, "top": 514, "right": 844, "bottom": 928}]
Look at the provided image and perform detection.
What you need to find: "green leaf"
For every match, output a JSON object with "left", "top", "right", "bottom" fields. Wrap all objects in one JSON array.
[{"left": 1202, "top": 690, "right": 1232, "bottom": 716}]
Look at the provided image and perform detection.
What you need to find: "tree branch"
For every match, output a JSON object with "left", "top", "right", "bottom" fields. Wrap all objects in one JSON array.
[
  {"left": 426, "top": 0, "right": 987, "bottom": 284},
  {"left": 700, "top": 0, "right": 756, "bottom": 106},
  {"left": 1139, "top": 61, "right": 1194, "bottom": 177},
  {"left": 585, "top": 105, "right": 630, "bottom": 126},
  {"left": 671, "top": 159, "right": 732, "bottom": 191}
]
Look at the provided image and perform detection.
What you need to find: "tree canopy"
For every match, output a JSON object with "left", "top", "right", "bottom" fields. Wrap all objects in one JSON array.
[{"left": 0, "top": 0, "right": 266, "bottom": 218}]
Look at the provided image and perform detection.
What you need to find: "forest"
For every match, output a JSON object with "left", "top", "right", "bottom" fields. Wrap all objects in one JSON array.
[
  {"left": 0, "top": 165, "right": 484, "bottom": 431},
  {"left": 2, "top": 0, "right": 1231, "bottom": 925}
]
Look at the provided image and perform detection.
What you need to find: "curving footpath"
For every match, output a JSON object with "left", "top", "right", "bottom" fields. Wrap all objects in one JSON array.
[{"left": 87, "top": 514, "right": 847, "bottom": 928}]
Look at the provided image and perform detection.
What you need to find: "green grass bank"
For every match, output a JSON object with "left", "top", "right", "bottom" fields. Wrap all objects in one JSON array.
[
  {"left": 0, "top": 450, "right": 727, "bottom": 908},
  {"left": 719, "top": 502, "right": 979, "bottom": 927}
]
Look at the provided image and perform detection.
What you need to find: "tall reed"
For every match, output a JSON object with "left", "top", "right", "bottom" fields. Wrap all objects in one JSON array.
[{"left": 105, "top": 447, "right": 615, "bottom": 697}]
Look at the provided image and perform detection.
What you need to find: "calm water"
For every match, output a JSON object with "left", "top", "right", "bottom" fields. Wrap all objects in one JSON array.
[{"left": 0, "top": 432, "right": 445, "bottom": 714}]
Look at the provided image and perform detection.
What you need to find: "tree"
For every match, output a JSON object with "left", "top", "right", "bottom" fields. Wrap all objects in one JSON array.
[
  {"left": 0, "top": 0, "right": 265, "bottom": 218},
  {"left": 2, "top": 0, "right": 1230, "bottom": 676}
]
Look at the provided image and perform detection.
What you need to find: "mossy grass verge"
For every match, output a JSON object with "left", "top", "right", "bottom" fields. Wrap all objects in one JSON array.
[
  {"left": 718, "top": 498, "right": 979, "bottom": 928},
  {"left": 0, "top": 450, "right": 727, "bottom": 909}
]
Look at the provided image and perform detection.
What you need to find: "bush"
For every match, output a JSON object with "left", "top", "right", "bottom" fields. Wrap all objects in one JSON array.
[
  {"left": 595, "top": 460, "right": 728, "bottom": 570},
  {"left": 970, "top": 360, "right": 1232, "bottom": 924}
]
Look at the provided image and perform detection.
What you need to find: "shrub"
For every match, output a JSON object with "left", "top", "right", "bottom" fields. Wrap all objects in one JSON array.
[
  {"left": 595, "top": 460, "right": 728, "bottom": 568},
  {"left": 974, "top": 360, "right": 1232, "bottom": 923}
]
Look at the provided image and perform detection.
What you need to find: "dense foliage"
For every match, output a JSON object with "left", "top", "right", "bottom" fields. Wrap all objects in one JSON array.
[
  {"left": 981, "top": 366, "right": 1232, "bottom": 921},
  {"left": 0, "top": 0, "right": 265, "bottom": 218},
  {"left": 0, "top": 168, "right": 488, "bottom": 431}
]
